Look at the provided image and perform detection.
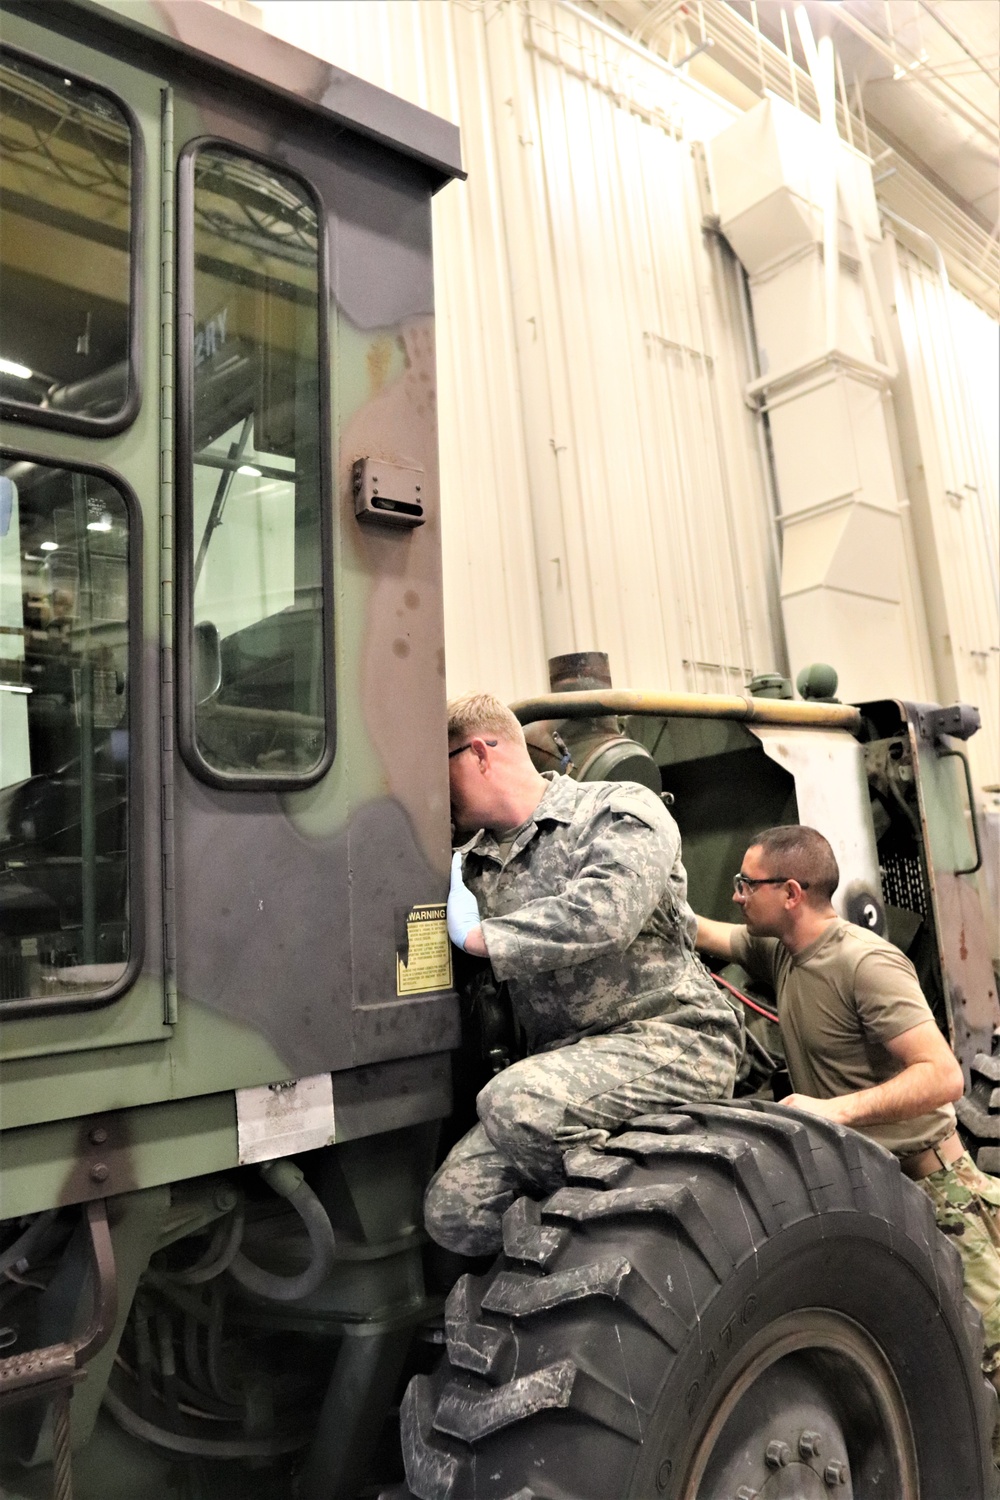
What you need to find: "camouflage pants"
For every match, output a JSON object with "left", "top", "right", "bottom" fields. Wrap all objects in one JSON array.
[
  {"left": 916, "top": 1152, "right": 1000, "bottom": 1383},
  {"left": 424, "top": 1016, "right": 740, "bottom": 1257},
  {"left": 914, "top": 1152, "right": 1000, "bottom": 1463}
]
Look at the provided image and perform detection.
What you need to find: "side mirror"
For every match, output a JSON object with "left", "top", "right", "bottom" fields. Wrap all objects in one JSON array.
[{"left": 193, "top": 620, "right": 222, "bottom": 705}]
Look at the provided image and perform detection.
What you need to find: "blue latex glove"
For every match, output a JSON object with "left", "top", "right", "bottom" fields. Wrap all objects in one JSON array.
[{"left": 447, "top": 851, "right": 482, "bottom": 949}]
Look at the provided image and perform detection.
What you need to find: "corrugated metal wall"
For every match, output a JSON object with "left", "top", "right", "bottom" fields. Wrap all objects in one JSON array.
[
  {"left": 887, "top": 236, "right": 1000, "bottom": 790},
  {"left": 256, "top": 0, "right": 782, "bottom": 702},
  {"left": 251, "top": 0, "right": 997, "bottom": 785}
]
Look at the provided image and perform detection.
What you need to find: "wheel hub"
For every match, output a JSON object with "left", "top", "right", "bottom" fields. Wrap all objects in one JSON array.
[{"left": 675, "top": 1311, "right": 915, "bottom": 1500}]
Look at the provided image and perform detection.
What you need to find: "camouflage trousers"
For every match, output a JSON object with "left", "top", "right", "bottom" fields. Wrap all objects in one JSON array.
[
  {"left": 916, "top": 1150, "right": 1000, "bottom": 1392},
  {"left": 424, "top": 1015, "right": 740, "bottom": 1257}
]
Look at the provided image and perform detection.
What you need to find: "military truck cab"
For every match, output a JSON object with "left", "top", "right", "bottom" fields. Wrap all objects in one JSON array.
[{"left": 0, "top": 3, "right": 462, "bottom": 1493}]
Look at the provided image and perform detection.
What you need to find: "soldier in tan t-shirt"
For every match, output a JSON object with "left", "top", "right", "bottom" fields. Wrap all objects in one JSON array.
[
  {"left": 732, "top": 915, "right": 956, "bottom": 1158},
  {"left": 696, "top": 823, "right": 1000, "bottom": 1414}
]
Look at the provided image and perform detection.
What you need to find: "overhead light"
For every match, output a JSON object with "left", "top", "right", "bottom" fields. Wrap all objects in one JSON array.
[
  {"left": 237, "top": 464, "right": 262, "bottom": 477},
  {"left": 0, "top": 683, "right": 32, "bottom": 694},
  {"left": 40, "top": 540, "right": 59, "bottom": 552},
  {"left": 87, "top": 513, "right": 112, "bottom": 533},
  {"left": 0, "top": 357, "right": 32, "bottom": 380}
]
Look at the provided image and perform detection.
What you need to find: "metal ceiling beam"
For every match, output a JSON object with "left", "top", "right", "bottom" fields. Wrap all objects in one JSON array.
[
  {"left": 830, "top": 2, "right": 999, "bottom": 145},
  {"left": 916, "top": 0, "right": 1000, "bottom": 89}
]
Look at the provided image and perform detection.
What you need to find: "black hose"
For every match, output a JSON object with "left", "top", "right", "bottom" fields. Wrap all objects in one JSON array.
[
  {"left": 134, "top": 1302, "right": 155, "bottom": 1422},
  {"left": 743, "top": 1027, "right": 780, "bottom": 1074},
  {"left": 156, "top": 1314, "right": 180, "bottom": 1425},
  {"left": 102, "top": 1386, "right": 307, "bottom": 1459},
  {"left": 182, "top": 1308, "right": 212, "bottom": 1400},
  {"left": 228, "top": 1160, "right": 335, "bottom": 1304},
  {"left": 162, "top": 1203, "right": 244, "bottom": 1285},
  {"left": 205, "top": 1283, "right": 243, "bottom": 1408}
]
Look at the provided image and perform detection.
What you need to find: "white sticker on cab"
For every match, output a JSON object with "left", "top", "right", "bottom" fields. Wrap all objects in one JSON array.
[{"left": 235, "top": 1072, "right": 335, "bottom": 1166}]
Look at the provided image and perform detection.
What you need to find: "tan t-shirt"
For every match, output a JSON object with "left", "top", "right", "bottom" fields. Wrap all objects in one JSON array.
[{"left": 730, "top": 918, "right": 956, "bottom": 1157}]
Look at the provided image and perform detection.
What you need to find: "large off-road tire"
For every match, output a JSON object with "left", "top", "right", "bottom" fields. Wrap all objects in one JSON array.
[
  {"left": 957, "top": 1051, "right": 1000, "bottom": 1175},
  {"left": 398, "top": 1101, "right": 995, "bottom": 1500}
]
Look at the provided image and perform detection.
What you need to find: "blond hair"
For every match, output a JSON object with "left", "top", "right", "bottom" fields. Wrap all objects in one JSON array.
[{"left": 447, "top": 692, "right": 524, "bottom": 746}]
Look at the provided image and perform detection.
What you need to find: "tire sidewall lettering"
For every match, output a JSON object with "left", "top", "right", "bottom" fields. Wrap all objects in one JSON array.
[{"left": 684, "top": 1294, "right": 758, "bottom": 1416}]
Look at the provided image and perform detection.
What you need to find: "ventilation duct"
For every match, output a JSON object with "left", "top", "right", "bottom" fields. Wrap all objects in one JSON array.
[{"left": 706, "top": 88, "right": 921, "bottom": 702}]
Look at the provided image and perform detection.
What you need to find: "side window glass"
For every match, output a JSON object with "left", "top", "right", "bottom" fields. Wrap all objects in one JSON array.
[
  {"left": 0, "top": 51, "right": 137, "bottom": 429},
  {"left": 0, "top": 457, "right": 133, "bottom": 1011},
  {"left": 180, "top": 145, "right": 329, "bottom": 783}
]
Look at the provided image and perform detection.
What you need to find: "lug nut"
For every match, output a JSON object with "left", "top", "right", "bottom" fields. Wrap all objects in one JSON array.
[
  {"left": 824, "top": 1460, "right": 848, "bottom": 1486},
  {"left": 799, "top": 1430, "right": 823, "bottom": 1459},
  {"left": 765, "top": 1440, "right": 791, "bottom": 1469},
  {"left": 90, "top": 1163, "right": 109, "bottom": 1183},
  {"left": 89, "top": 1126, "right": 108, "bottom": 1145},
  {"left": 736, "top": 1489, "right": 759, "bottom": 1500}
]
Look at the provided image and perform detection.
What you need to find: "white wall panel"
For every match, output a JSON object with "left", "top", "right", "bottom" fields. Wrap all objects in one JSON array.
[
  {"left": 253, "top": 0, "right": 785, "bottom": 700},
  {"left": 887, "top": 238, "right": 1000, "bottom": 792},
  {"left": 246, "top": 0, "right": 995, "bottom": 787}
]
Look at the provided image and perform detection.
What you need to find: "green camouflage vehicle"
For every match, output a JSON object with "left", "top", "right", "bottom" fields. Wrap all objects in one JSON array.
[{"left": 0, "top": 5, "right": 996, "bottom": 1499}]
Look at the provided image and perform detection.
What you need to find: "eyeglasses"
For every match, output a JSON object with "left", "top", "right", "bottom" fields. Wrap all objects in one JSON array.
[
  {"left": 448, "top": 738, "right": 498, "bottom": 760},
  {"left": 733, "top": 873, "right": 811, "bottom": 895}
]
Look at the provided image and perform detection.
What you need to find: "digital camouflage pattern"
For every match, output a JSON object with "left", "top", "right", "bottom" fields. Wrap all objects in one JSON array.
[
  {"left": 916, "top": 1151, "right": 1000, "bottom": 1382},
  {"left": 461, "top": 773, "right": 740, "bottom": 1051},
  {"left": 425, "top": 1016, "right": 742, "bottom": 1255},
  {"left": 426, "top": 776, "right": 742, "bottom": 1255}
]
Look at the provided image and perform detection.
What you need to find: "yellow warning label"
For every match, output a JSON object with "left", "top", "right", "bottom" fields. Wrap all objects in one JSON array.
[{"left": 396, "top": 904, "right": 453, "bottom": 995}]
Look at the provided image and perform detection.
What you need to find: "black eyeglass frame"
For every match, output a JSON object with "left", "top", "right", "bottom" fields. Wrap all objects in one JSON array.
[
  {"left": 733, "top": 873, "right": 811, "bottom": 895},
  {"left": 448, "top": 738, "right": 498, "bottom": 760}
]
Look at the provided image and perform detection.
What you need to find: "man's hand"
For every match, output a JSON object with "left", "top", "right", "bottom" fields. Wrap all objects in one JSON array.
[
  {"left": 778, "top": 1021, "right": 963, "bottom": 1128},
  {"left": 780, "top": 1093, "right": 852, "bottom": 1123},
  {"left": 447, "top": 851, "right": 485, "bottom": 953}
]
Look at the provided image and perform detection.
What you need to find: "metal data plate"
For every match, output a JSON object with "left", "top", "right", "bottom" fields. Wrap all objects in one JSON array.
[
  {"left": 353, "top": 457, "right": 425, "bottom": 526},
  {"left": 236, "top": 1073, "right": 336, "bottom": 1165}
]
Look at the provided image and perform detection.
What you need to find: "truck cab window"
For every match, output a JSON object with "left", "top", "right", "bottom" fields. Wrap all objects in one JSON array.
[
  {"left": 179, "top": 145, "right": 329, "bottom": 784},
  {"left": 0, "top": 458, "right": 132, "bottom": 1010},
  {"left": 0, "top": 51, "right": 136, "bottom": 430}
]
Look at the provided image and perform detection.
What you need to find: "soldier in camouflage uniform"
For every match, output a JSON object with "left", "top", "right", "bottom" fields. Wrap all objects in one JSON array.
[
  {"left": 425, "top": 693, "right": 742, "bottom": 1258},
  {"left": 917, "top": 1154, "right": 1000, "bottom": 1394}
]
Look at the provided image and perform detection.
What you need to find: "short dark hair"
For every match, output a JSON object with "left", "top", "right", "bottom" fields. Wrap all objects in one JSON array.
[{"left": 748, "top": 825, "right": 839, "bottom": 902}]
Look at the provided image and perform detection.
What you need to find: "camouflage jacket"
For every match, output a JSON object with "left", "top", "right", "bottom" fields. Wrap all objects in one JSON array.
[{"left": 459, "top": 773, "right": 739, "bottom": 1053}]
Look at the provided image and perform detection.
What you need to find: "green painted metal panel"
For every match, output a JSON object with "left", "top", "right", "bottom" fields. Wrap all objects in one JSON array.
[{"left": 0, "top": 1092, "right": 238, "bottom": 1217}]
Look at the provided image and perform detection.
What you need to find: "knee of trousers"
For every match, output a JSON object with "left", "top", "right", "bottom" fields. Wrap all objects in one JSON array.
[
  {"left": 423, "top": 1166, "right": 502, "bottom": 1258},
  {"left": 477, "top": 1068, "right": 551, "bottom": 1160}
]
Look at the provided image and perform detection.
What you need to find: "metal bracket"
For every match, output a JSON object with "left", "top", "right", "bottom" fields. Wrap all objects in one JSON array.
[
  {"left": 0, "top": 1199, "right": 118, "bottom": 1407},
  {"left": 915, "top": 702, "right": 981, "bottom": 742},
  {"left": 352, "top": 457, "right": 425, "bottom": 527}
]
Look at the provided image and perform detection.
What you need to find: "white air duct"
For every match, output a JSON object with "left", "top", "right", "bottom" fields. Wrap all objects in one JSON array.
[{"left": 705, "top": 24, "right": 926, "bottom": 703}]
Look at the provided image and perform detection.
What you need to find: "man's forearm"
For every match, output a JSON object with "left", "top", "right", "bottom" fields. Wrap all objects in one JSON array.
[
  {"left": 695, "top": 916, "right": 738, "bottom": 961},
  {"left": 783, "top": 1061, "right": 961, "bottom": 1128}
]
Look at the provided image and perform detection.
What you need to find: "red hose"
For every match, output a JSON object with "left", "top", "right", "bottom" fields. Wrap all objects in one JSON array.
[{"left": 712, "top": 973, "right": 779, "bottom": 1026}]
